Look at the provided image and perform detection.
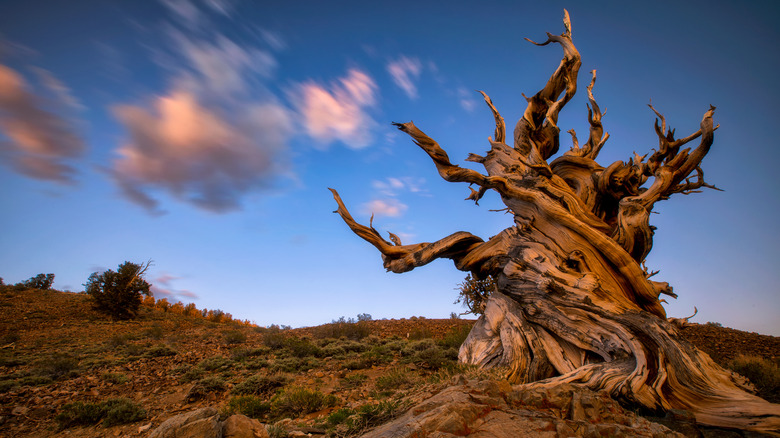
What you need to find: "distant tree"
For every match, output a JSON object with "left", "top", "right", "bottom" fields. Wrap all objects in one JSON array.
[
  {"left": 357, "top": 313, "right": 372, "bottom": 322},
  {"left": 454, "top": 274, "right": 496, "bottom": 316},
  {"left": 22, "top": 273, "right": 55, "bottom": 290},
  {"left": 85, "top": 261, "right": 152, "bottom": 320}
]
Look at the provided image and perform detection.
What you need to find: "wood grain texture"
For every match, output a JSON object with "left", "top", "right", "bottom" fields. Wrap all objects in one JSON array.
[{"left": 330, "top": 10, "right": 779, "bottom": 434}]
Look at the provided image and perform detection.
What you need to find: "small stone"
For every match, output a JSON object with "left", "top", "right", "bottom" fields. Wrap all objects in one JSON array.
[{"left": 11, "top": 406, "right": 29, "bottom": 416}]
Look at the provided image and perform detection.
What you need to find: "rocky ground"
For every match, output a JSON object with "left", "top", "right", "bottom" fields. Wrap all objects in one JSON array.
[{"left": 0, "top": 288, "right": 777, "bottom": 437}]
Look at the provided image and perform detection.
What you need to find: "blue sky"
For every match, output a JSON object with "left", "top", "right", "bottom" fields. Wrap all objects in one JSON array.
[{"left": 1, "top": 0, "right": 778, "bottom": 335}]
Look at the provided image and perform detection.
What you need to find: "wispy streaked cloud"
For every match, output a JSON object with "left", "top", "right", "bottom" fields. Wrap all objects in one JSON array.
[
  {"left": 371, "top": 176, "right": 427, "bottom": 197},
  {"left": 0, "top": 64, "right": 86, "bottom": 183},
  {"left": 387, "top": 56, "right": 422, "bottom": 99},
  {"left": 110, "top": 14, "right": 293, "bottom": 214},
  {"left": 112, "top": 91, "right": 292, "bottom": 214},
  {"left": 458, "top": 87, "right": 477, "bottom": 112},
  {"left": 150, "top": 272, "right": 199, "bottom": 302},
  {"left": 361, "top": 198, "right": 408, "bottom": 218},
  {"left": 293, "top": 69, "right": 378, "bottom": 149}
]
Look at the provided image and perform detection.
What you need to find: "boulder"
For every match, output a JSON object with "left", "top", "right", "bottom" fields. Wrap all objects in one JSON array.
[
  {"left": 222, "top": 414, "right": 269, "bottom": 438},
  {"left": 148, "top": 407, "right": 222, "bottom": 438},
  {"left": 360, "top": 378, "right": 684, "bottom": 438}
]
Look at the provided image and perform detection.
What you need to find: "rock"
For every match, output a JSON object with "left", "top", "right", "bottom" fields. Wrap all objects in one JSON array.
[
  {"left": 139, "top": 422, "right": 153, "bottom": 433},
  {"left": 148, "top": 407, "right": 222, "bottom": 438},
  {"left": 222, "top": 414, "right": 269, "bottom": 438},
  {"left": 361, "top": 378, "right": 685, "bottom": 438},
  {"left": 11, "top": 406, "right": 29, "bottom": 416}
]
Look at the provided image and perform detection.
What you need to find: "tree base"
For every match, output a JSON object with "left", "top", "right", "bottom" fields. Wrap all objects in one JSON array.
[{"left": 460, "top": 292, "right": 780, "bottom": 435}]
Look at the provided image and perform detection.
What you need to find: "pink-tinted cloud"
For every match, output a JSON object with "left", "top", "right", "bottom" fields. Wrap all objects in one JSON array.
[
  {"left": 0, "top": 64, "right": 85, "bottom": 183},
  {"left": 387, "top": 56, "right": 422, "bottom": 99},
  {"left": 112, "top": 90, "right": 292, "bottom": 213},
  {"left": 361, "top": 198, "right": 408, "bottom": 218},
  {"left": 150, "top": 272, "right": 199, "bottom": 302},
  {"left": 111, "top": 16, "right": 293, "bottom": 214},
  {"left": 293, "top": 69, "right": 378, "bottom": 149}
]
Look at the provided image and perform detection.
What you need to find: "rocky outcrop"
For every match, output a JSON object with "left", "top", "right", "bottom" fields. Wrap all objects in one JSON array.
[
  {"left": 148, "top": 409, "right": 269, "bottom": 438},
  {"left": 361, "top": 377, "right": 684, "bottom": 438},
  {"left": 148, "top": 407, "right": 222, "bottom": 438}
]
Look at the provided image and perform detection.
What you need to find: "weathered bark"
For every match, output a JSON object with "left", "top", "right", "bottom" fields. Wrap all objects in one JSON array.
[{"left": 330, "top": 10, "right": 780, "bottom": 435}]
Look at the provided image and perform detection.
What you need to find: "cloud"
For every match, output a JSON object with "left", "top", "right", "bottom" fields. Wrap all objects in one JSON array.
[
  {"left": 293, "top": 69, "right": 378, "bottom": 149},
  {"left": 0, "top": 64, "right": 85, "bottom": 183},
  {"left": 458, "top": 87, "right": 477, "bottom": 112},
  {"left": 387, "top": 56, "right": 422, "bottom": 99},
  {"left": 112, "top": 90, "right": 292, "bottom": 213},
  {"left": 371, "top": 176, "right": 427, "bottom": 197},
  {"left": 150, "top": 272, "right": 199, "bottom": 302},
  {"left": 170, "top": 31, "right": 276, "bottom": 95},
  {"left": 111, "top": 15, "right": 293, "bottom": 214},
  {"left": 361, "top": 198, "right": 408, "bottom": 218}
]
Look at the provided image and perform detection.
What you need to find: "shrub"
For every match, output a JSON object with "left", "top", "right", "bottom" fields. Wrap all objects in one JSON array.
[
  {"left": 57, "top": 398, "right": 145, "bottom": 428},
  {"left": 36, "top": 353, "right": 79, "bottom": 380},
  {"left": 327, "top": 400, "right": 405, "bottom": 436},
  {"left": 144, "top": 323, "right": 165, "bottom": 339},
  {"left": 726, "top": 355, "right": 780, "bottom": 403},
  {"left": 21, "top": 273, "right": 55, "bottom": 290},
  {"left": 282, "top": 338, "right": 322, "bottom": 358},
  {"left": 440, "top": 325, "right": 471, "bottom": 350},
  {"left": 199, "top": 356, "right": 233, "bottom": 371},
  {"left": 454, "top": 273, "right": 495, "bottom": 316},
  {"left": 102, "top": 372, "right": 129, "bottom": 384},
  {"left": 57, "top": 401, "right": 105, "bottom": 428},
  {"left": 102, "top": 398, "right": 146, "bottom": 427},
  {"left": 375, "top": 368, "right": 413, "bottom": 391},
  {"left": 232, "top": 374, "right": 288, "bottom": 396},
  {"left": 84, "top": 261, "right": 152, "bottom": 320},
  {"left": 260, "top": 326, "right": 287, "bottom": 348},
  {"left": 227, "top": 395, "right": 271, "bottom": 419},
  {"left": 271, "top": 387, "right": 338, "bottom": 418},
  {"left": 0, "top": 380, "right": 18, "bottom": 393},
  {"left": 339, "top": 373, "right": 368, "bottom": 389},
  {"left": 183, "top": 302, "right": 200, "bottom": 317},
  {"left": 407, "top": 327, "right": 433, "bottom": 340},
  {"left": 224, "top": 329, "right": 247, "bottom": 345},
  {"left": 312, "top": 317, "right": 372, "bottom": 340},
  {"left": 144, "top": 344, "right": 177, "bottom": 357}
]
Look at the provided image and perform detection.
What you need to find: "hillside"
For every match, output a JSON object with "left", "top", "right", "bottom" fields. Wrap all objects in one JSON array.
[{"left": 0, "top": 288, "right": 778, "bottom": 437}]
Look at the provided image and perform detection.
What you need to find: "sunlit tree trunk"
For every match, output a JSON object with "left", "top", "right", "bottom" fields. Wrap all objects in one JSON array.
[{"left": 330, "top": 11, "right": 780, "bottom": 434}]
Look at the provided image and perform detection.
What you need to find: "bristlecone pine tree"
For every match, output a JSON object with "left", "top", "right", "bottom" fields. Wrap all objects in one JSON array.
[{"left": 330, "top": 11, "right": 780, "bottom": 434}]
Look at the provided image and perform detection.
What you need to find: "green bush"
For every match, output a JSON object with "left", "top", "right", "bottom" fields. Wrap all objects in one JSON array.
[
  {"left": 227, "top": 395, "right": 271, "bottom": 419},
  {"left": 271, "top": 387, "right": 338, "bottom": 418},
  {"left": 144, "top": 344, "right": 177, "bottom": 357},
  {"left": 232, "top": 374, "right": 288, "bottom": 396},
  {"left": 282, "top": 338, "right": 322, "bottom": 358},
  {"left": 143, "top": 324, "right": 165, "bottom": 339},
  {"left": 223, "top": 329, "right": 248, "bottom": 345},
  {"left": 199, "top": 356, "right": 233, "bottom": 371},
  {"left": 102, "top": 372, "right": 129, "bottom": 384},
  {"left": 326, "top": 400, "right": 404, "bottom": 436},
  {"left": 439, "top": 325, "right": 471, "bottom": 350},
  {"left": 726, "top": 355, "right": 780, "bottom": 403},
  {"left": 375, "top": 368, "right": 413, "bottom": 391},
  {"left": 57, "top": 401, "right": 105, "bottom": 428},
  {"left": 84, "top": 261, "right": 152, "bottom": 320},
  {"left": 36, "top": 353, "right": 79, "bottom": 380},
  {"left": 57, "top": 398, "right": 145, "bottom": 428},
  {"left": 0, "top": 380, "right": 18, "bottom": 393},
  {"left": 102, "top": 398, "right": 146, "bottom": 427}
]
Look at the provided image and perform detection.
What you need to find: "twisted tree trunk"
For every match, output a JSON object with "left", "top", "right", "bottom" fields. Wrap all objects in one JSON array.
[{"left": 330, "top": 11, "right": 780, "bottom": 435}]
